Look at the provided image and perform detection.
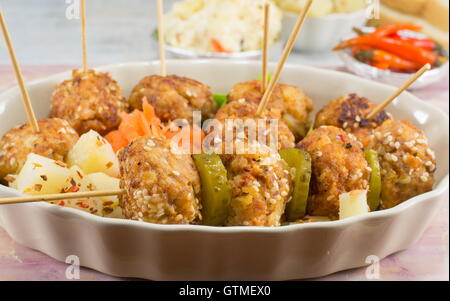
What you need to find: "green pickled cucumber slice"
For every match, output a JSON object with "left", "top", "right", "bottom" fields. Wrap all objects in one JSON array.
[
  {"left": 193, "top": 154, "right": 231, "bottom": 226},
  {"left": 364, "top": 149, "right": 381, "bottom": 211},
  {"left": 279, "top": 148, "right": 312, "bottom": 221}
]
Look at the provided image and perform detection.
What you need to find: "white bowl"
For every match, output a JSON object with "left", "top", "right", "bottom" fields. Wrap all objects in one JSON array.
[
  {"left": 282, "top": 9, "right": 368, "bottom": 52},
  {"left": 0, "top": 60, "right": 448, "bottom": 280},
  {"left": 165, "top": 44, "right": 263, "bottom": 60}
]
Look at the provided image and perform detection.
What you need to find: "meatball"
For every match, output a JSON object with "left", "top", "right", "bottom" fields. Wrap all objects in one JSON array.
[
  {"left": 364, "top": 120, "right": 436, "bottom": 209},
  {"left": 227, "top": 80, "right": 313, "bottom": 139},
  {"left": 51, "top": 69, "right": 128, "bottom": 135},
  {"left": 297, "top": 126, "right": 370, "bottom": 218},
  {"left": 128, "top": 75, "right": 217, "bottom": 122},
  {"left": 0, "top": 118, "right": 79, "bottom": 181},
  {"left": 314, "top": 93, "right": 392, "bottom": 143},
  {"left": 214, "top": 100, "right": 295, "bottom": 152},
  {"left": 226, "top": 146, "right": 291, "bottom": 227},
  {"left": 118, "top": 136, "right": 201, "bottom": 224}
]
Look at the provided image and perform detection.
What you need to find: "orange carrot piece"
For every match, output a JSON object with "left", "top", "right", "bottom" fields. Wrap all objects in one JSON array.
[{"left": 105, "top": 130, "right": 129, "bottom": 152}]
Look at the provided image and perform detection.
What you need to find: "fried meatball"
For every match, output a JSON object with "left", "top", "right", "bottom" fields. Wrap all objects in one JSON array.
[
  {"left": 0, "top": 118, "right": 79, "bottom": 181},
  {"left": 215, "top": 100, "right": 295, "bottom": 151},
  {"left": 51, "top": 69, "right": 128, "bottom": 135},
  {"left": 314, "top": 93, "right": 392, "bottom": 143},
  {"left": 118, "top": 136, "right": 201, "bottom": 224},
  {"left": 364, "top": 120, "right": 436, "bottom": 209},
  {"left": 128, "top": 74, "right": 217, "bottom": 122},
  {"left": 226, "top": 146, "right": 291, "bottom": 227},
  {"left": 227, "top": 80, "right": 313, "bottom": 139},
  {"left": 296, "top": 126, "right": 370, "bottom": 218}
]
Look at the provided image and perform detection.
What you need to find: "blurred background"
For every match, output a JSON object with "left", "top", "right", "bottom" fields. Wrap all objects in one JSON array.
[
  {"left": 0, "top": 0, "right": 167, "bottom": 65},
  {"left": 0, "top": 0, "right": 448, "bottom": 80}
]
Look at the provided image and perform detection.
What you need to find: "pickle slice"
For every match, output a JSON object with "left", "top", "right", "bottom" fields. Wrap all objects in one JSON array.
[
  {"left": 364, "top": 149, "right": 381, "bottom": 211},
  {"left": 193, "top": 154, "right": 231, "bottom": 226},
  {"left": 279, "top": 148, "right": 312, "bottom": 221}
]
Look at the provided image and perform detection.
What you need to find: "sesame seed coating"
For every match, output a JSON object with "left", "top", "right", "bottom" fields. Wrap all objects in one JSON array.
[
  {"left": 51, "top": 69, "right": 128, "bottom": 135},
  {"left": 315, "top": 93, "right": 391, "bottom": 144},
  {"left": 118, "top": 136, "right": 201, "bottom": 224},
  {"left": 227, "top": 80, "right": 313, "bottom": 139},
  {"left": 215, "top": 101, "right": 295, "bottom": 153},
  {"left": 364, "top": 120, "right": 436, "bottom": 209},
  {"left": 128, "top": 74, "right": 217, "bottom": 123},
  {"left": 225, "top": 148, "right": 291, "bottom": 227},
  {"left": 297, "top": 126, "right": 370, "bottom": 218},
  {"left": 0, "top": 118, "right": 79, "bottom": 182}
]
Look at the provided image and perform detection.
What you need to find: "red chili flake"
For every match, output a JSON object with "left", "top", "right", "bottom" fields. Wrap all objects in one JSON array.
[
  {"left": 55, "top": 161, "right": 67, "bottom": 168},
  {"left": 106, "top": 161, "right": 113, "bottom": 169},
  {"left": 65, "top": 186, "right": 80, "bottom": 193},
  {"left": 78, "top": 203, "right": 90, "bottom": 209},
  {"left": 58, "top": 201, "right": 65, "bottom": 206},
  {"left": 337, "top": 134, "right": 346, "bottom": 142}
]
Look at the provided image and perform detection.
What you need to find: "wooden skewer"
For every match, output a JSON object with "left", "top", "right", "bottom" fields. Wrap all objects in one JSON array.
[
  {"left": 0, "top": 10, "right": 40, "bottom": 133},
  {"left": 261, "top": 3, "right": 270, "bottom": 93},
  {"left": 80, "top": 0, "right": 88, "bottom": 73},
  {"left": 156, "top": 0, "right": 167, "bottom": 76},
  {"left": 367, "top": 63, "right": 431, "bottom": 119},
  {"left": 0, "top": 189, "right": 125, "bottom": 206},
  {"left": 256, "top": 0, "right": 312, "bottom": 116}
]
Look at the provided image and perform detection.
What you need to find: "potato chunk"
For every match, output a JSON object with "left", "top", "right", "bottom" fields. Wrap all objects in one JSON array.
[
  {"left": 339, "top": 190, "right": 369, "bottom": 220},
  {"left": 15, "top": 153, "right": 70, "bottom": 195},
  {"left": 67, "top": 130, "right": 120, "bottom": 177}
]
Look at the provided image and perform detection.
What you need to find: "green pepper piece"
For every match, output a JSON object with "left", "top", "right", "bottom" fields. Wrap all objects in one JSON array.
[
  {"left": 364, "top": 149, "right": 381, "bottom": 211},
  {"left": 279, "top": 148, "right": 312, "bottom": 221},
  {"left": 305, "top": 125, "right": 314, "bottom": 137},
  {"left": 212, "top": 94, "right": 228, "bottom": 108},
  {"left": 257, "top": 72, "right": 272, "bottom": 83},
  {"left": 193, "top": 154, "right": 231, "bottom": 226}
]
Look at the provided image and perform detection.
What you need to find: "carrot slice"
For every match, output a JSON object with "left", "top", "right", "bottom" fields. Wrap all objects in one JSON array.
[
  {"left": 211, "top": 38, "right": 231, "bottom": 53},
  {"left": 105, "top": 130, "right": 128, "bottom": 151}
]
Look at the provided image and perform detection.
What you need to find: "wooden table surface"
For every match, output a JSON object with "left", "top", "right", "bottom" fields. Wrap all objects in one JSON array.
[{"left": 0, "top": 65, "right": 448, "bottom": 281}]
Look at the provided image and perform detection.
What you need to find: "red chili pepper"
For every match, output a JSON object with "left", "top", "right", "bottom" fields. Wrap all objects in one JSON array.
[
  {"left": 356, "top": 49, "right": 423, "bottom": 71},
  {"left": 372, "top": 24, "right": 422, "bottom": 38},
  {"left": 371, "top": 61, "right": 390, "bottom": 70},
  {"left": 390, "top": 32, "right": 435, "bottom": 50},
  {"left": 334, "top": 35, "right": 436, "bottom": 65}
]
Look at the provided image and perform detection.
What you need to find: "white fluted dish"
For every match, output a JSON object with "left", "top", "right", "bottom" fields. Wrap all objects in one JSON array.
[{"left": 0, "top": 60, "right": 448, "bottom": 280}]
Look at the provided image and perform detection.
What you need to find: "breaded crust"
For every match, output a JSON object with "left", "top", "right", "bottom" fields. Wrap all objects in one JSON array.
[
  {"left": 128, "top": 74, "right": 216, "bottom": 122},
  {"left": 0, "top": 118, "right": 79, "bottom": 181},
  {"left": 118, "top": 136, "right": 201, "bottom": 224},
  {"left": 215, "top": 101, "right": 295, "bottom": 151},
  {"left": 226, "top": 149, "right": 291, "bottom": 227},
  {"left": 315, "top": 93, "right": 391, "bottom": 143},
  {"left": 297, "top": 126, "right": 370, "bottom": 218},
  {"left": 51, "top": 69, "right": 128, "bottom": 135},
  {"left": 364, "top": 120, "right": 436, "bottom": 209},
  {"left": 227, "top": 80, "right": 313, "bottom": 139}
]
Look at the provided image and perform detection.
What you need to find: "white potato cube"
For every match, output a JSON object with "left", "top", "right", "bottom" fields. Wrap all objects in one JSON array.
[
  {"left": 62, "top": 165, "right": 94, "bottom": 193},
  {"left": 15, "top": 153, "right": 70, "bottom": 195},
  {"left": 67, "top": 130, "right": 120, "bottom": 178},
  {"left": 339, "top": 190, "right": 370, "bottom": 220},
  {"left": 88, "top": 173, "right": 123, "bottom": 218},
  {"left": 58, "top": 172, "right": 122, "bottom": 218}
]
